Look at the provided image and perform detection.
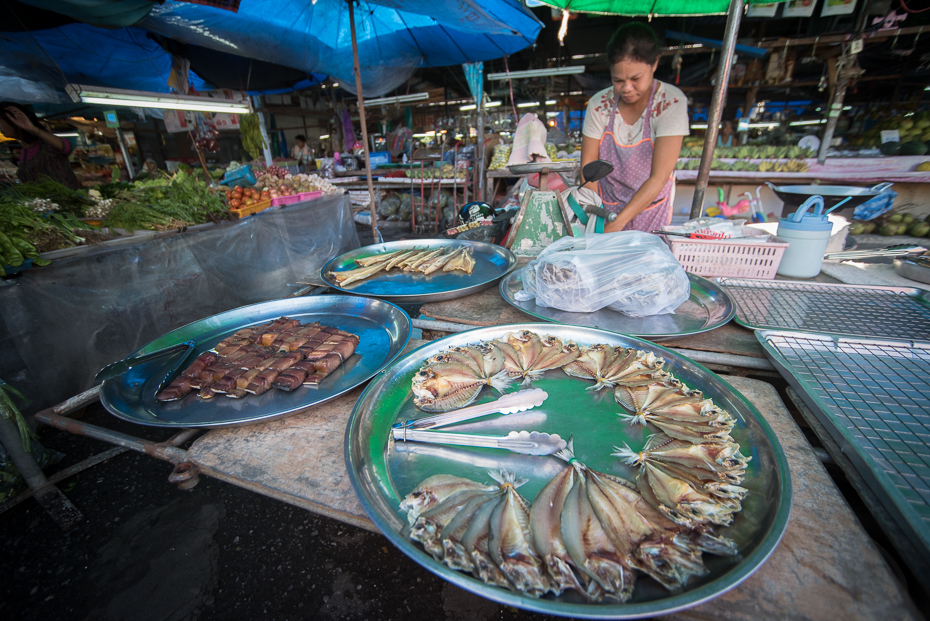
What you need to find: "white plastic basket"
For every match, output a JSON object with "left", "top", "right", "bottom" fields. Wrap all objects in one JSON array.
[{"left": 667, "top": 236, "right": 790, "bottom": 279}]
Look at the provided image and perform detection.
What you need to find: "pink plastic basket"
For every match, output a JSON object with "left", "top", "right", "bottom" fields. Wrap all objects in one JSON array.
[
  {"left": 271, "top": 191, "right": 322, "bottom": 207},
  {"left": 667, "top": 236, "right": 790, "bottom": 279}
]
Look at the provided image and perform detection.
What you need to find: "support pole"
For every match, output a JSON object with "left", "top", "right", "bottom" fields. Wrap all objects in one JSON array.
[
  {"left": 115, "top": 127, "right": 135, "bottom": 180},
  {"left": 348, "top": 0, "right": 381, "bottom": 243},
  {"left": 252, "top": 95, "right": 274, "bottom": 167},
  {"left": 477, "top": 104, "right": 486, "bottom": 204},
  {"left": 690, "top": 0, "right": 744, "bottom": 219}
]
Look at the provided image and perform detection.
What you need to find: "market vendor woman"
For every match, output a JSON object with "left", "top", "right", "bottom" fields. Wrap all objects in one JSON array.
[
  {"left": 581, "top": 23, "right": 688, "bottom": 232},
  {"left": 0, "top": 102, "right": 80, "bottom": 189}
]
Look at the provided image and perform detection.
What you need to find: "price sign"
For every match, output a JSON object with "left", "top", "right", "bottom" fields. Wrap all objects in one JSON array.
[{"left": 880, "top": 130, "right": 900, "bottom": 144}]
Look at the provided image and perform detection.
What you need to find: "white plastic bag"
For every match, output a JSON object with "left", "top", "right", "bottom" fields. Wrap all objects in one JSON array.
[{"left": 522, "top": 231, "right": 690, "bottom": 317}]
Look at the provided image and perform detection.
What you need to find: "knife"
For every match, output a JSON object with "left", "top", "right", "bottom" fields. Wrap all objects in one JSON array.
[{"left": 95, "top": 341, "right": 197, "bottom": 387}]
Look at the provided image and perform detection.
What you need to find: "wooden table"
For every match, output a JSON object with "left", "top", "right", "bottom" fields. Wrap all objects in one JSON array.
[{"left": 187, "top": 340, "right": 916, "bottom": 619}]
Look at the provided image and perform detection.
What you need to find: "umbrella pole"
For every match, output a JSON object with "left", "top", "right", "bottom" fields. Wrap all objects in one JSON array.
[
  {"left": 348, "top": 0, "right": 380, "bottom": 243},
  {"left": 690, "top": 0, "right": 744, "bottom": 219}
]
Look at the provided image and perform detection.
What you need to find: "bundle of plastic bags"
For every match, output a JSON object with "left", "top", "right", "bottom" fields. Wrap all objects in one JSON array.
[{"left": 521, "top": 232, "right": 690, "bottom": 317}]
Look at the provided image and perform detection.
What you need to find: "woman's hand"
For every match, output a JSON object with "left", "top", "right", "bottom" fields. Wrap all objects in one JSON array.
[{"left": 5, "top": 107, "right": 37, "bottom": 135}]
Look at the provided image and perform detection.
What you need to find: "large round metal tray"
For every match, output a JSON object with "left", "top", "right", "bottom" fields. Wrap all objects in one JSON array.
[
  {"left": 765, "top": 182, "right": 892, "bottom": 211},
  {"left": 345, "top": 324, "right": 792, "bottom": 619},
  {"left": 499, "top": 269, "right": 735, "bottom": 341},
  {"left": 321, "top": 239, "right": 517, "bottom": 304},
  {"left": 100, "top": 296, "right": 411, "bottom": 428}
]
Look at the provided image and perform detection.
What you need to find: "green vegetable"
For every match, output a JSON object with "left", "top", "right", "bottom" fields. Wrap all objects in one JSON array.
[
  {"left": 239, "top": 114, "right": 267, "bottom": 161},
  {"left": 901, "top": 140, "right": 928, "bottom": 156}
]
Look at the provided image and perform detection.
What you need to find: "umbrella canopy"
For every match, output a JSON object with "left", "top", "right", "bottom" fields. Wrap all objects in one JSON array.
[
  {"left": 537, "top": 0, "right": 773, "bottom": 16},
  {"left": 0, "top": 21, "right": 327, "bottom": 104},
  {"left": 138, "top": 0, "right": 543, "bottom": 96}
]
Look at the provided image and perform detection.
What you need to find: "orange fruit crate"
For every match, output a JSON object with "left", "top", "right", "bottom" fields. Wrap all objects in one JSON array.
[{"left": 229, "top": 198, "right": 273, "bottom": 219}]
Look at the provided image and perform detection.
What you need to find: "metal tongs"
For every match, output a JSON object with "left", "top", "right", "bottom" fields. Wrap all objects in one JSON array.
[
  {"left": 392, "top": 389, "right": 566, "bottom": 455},
  {"left": 824, "top": 244, "right": 927, "bottom": 262}
]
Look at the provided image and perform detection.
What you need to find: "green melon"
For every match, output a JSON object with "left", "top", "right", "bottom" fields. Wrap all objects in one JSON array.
[{"left": 901, "top": 140, "right": 929, "bottom": 156}]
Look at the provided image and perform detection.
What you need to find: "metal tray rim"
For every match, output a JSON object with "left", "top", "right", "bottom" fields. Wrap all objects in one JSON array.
[
  {"left": 346, "top": 323, "right": 792, "bottom": 619},
  {"left": 756, "top": 329, "right": 930, "bottom": 549},
  {"left": 500, "top": 269, "right": 736, "bottom": 340},
  {"left": 321, "top": 239, "right": 518, "bottom": 303},
  {"left": 100, "top": 295, "right": 412, "bottom": 428}
]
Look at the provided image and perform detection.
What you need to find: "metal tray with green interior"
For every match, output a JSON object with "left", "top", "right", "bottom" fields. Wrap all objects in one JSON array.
[
  {"left": 321, "top": 239, "right": 517, "bottom": 303},
  {"left": 345, "top": 324, "right": 791, "bottom": 619},
  {"left": 100, "top": 296, "right": 411, "bottom": 428},
  {"left": 500, "top": 269, "right": 735, "bottom": 341}
]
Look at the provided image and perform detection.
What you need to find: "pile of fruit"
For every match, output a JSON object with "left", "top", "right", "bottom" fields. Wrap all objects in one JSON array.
[
  {"left": 674, "top": 158, "right": 810, "bottom": 173},
  {"left": 406, "top": 164, "right": 468, "bottom": 180},
  {"left": 849, "top": 212, "right": 930, "bottom": 237},
  {"left": 679, "top": 145, "right": 815, "bottom": 160},
  {"left": 488, "top": 144, "right": 512, "bottom": 170},
  {"left": 857, "top": 112, "right": 930, "bottom": 155},
  {"left": 260, "top": 165, "right": 289, "bottom": 179},
  {"left": 224, "top": 185, "right": 270, "bottom": 210}
]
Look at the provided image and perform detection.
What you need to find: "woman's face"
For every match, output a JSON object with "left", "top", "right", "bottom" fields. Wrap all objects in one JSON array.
[{"left": 610, "top": 58, "right": 658, "bottom": 105}]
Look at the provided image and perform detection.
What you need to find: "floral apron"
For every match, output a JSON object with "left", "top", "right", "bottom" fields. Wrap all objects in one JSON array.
[{"left": 597, "top": 82, "right": 674, "bottom": 232}]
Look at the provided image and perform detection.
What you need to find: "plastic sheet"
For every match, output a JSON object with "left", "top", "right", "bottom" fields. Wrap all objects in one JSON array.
[
  {"left": 0, "top": 194, "right": 358, "bottom": 414},
  {"left": 522, "top": 232, "right": 691, "bottom": 317}
]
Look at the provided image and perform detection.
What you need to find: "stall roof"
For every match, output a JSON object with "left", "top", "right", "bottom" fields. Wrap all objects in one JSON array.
[{"left": 537, "top": 0, "right": 778, "bottom": 16}]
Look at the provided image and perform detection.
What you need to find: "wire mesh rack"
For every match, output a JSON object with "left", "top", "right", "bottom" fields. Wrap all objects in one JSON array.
[
  {"left": 758, "top": 330, "right": 930, "bottom": 552},
  {"left": 715, "top": 279, "right": 930, "bottom": 340}
]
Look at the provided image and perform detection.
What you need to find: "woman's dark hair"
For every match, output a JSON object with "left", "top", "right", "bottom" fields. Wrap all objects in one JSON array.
[
  {"left": 295, "top": 134, "right": 307, "bottom": 143},
  {"left": 606, "top": 23, "right": 662, "bottom": 66},
  {"left": 0, "top": 102, "right": 44, "bottom": 143}
]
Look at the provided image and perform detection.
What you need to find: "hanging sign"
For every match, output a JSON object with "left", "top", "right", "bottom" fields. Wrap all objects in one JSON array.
[
  {"left": 783, "top": 0, "right": 817, "bottom": 18},
  {"left": 104, "top": 110, "right": 120, "bottom": 128},
  {"left": 821, "top": 0, "right": 857, "bottom": 16}
]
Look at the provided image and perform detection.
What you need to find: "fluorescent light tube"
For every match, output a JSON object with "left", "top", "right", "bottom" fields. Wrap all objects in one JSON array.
[
  {"left": 789, "top": 120, "right": 827, "bottom": 126},
  {"left": 485, "top": 101, "right": 502, "bottom": 107},
  {"left": 364, "top": 92, "right": 430, "bottom": 106},
  {"left": 487, "top": 66, "right": 585, "bottom": 80},
  {"left": 68, "top": 84, "right": 249, "bottom": 114},
  {"left": 54, "top": 132, "right": 79, "bottom": 137},
  {"left": 319, "top": 135, "right": 330, "bottom": 139},
  {"left": 545, "top": 100, "right": 557, "bottom": 105},
  {"left": 460, "top": 104, "right": 477, "bottom": 111},
  {"left": 517, "top": 102, "right": 539, "bottom": 108},
  {"left": 691, "top": 124, "right": 709, "bottom": 129}
]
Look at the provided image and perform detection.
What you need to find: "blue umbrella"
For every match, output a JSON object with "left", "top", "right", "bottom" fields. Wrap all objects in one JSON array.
[{"left": 139, "top": 0, "right": 542, "bottom": 96}]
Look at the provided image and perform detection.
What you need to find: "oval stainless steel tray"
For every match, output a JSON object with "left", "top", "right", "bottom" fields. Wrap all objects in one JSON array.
[
  {"left": 100, "top": 295, "right": 411, "bottom": 428},
  {"left": 894, "top": 256, "right": 930, "bottom": 285},
  {"left": 499, "top": 268, "right": 735, "bottom": 341},
  {"left": 345, "top": 324, "right": 791, "bottom": 619},
  {"left": 321, "top": 239, "right": 517, "bottom": 304}
]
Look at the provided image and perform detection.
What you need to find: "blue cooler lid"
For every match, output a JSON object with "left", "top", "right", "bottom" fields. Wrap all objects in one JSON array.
[{"left": 778, "top": 195, "right": 834, "bottom": 232}]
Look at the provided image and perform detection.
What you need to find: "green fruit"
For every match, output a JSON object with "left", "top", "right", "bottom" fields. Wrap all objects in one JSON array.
[
  {"left": 901, "top": 140, "right": 929, "bottom": 156},
  {"left": 903, "top": 213, "right": 915, "bottom": 224},
  {"left": 864, "top": 221, "right": 877, "bottom": 234},
  {"left": 880, "top": 141, "right": 901, "bottom": 156},
  {"left": 911, "top": 222, "right": 930, "bottom": 237},
  {"left": 880, "top": 224, "right": 898, "bottom": 236},
  {"left": 888, "top": 213, "right": 904, "bottom": 223},
  {"left": 897, "top": 223, "right": 909, "bottom": 235},
  {"left": 848, "top": 222, "right": 866, "bottom": 235}
]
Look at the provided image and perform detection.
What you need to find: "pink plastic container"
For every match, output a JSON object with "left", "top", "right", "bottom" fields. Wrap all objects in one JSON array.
[
  {"left": 667, "top": 236, "right": 790, "bottom": 279},
  {"left": 270, "top": 191, "right": 322, "bottom": 207}
]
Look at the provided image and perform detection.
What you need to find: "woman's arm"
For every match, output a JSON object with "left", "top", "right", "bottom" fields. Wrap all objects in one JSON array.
[
  {"left": 5, "top": 107, "right": 67, "bottom": 153},
  {"left": 580, "top": 135, "right": 601, "bottom": 192},
  {"left": 604, "top": 134, "right": 682, "bottom": 232}
]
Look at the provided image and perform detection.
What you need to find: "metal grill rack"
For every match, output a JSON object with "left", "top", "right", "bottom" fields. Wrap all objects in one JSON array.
[
  {"left": 714, "top": 279, "right": 930, "bottom": 340},
  {"left": 758, "top": 330, "right": 930, "bottom": 553}
]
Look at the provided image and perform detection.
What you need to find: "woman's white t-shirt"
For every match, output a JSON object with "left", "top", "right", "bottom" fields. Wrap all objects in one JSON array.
[{"left": 583, "top": 81, "right": 689, "bottom": 145}]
